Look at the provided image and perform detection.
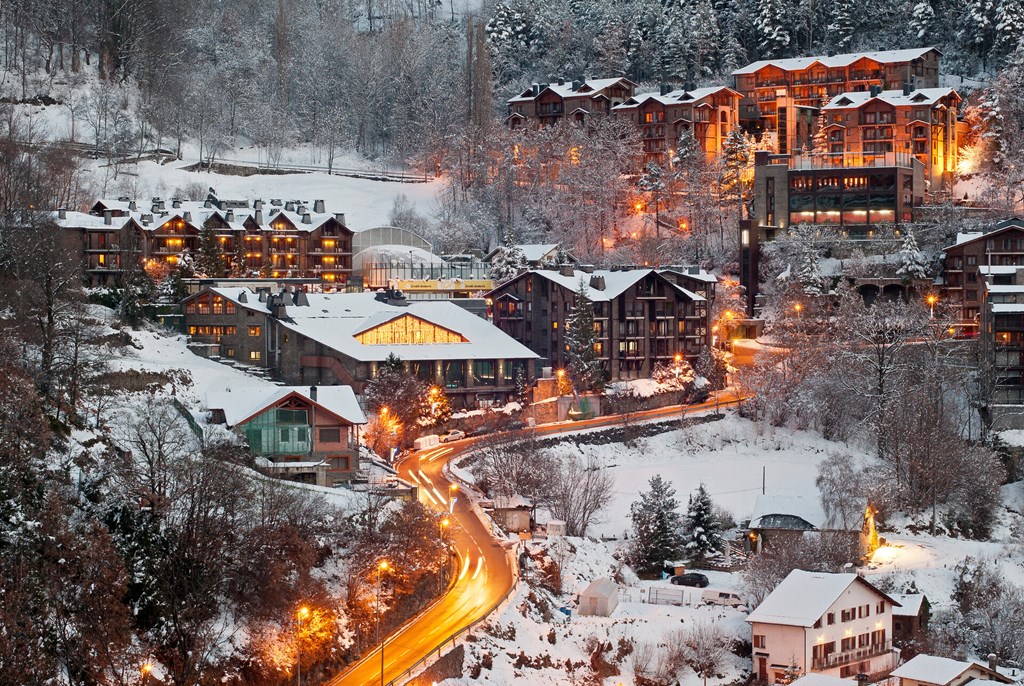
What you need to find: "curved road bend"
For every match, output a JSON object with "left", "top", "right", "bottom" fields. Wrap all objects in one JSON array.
[{"left": 330, "top": 391, "right": 742, "bottom": 685}]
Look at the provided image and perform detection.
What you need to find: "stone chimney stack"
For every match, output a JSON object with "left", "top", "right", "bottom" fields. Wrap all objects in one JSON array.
[
  {"left": 989, "top": 654, "right": 998, "bottom": 671},
  {"left": 314, "top": 199, "right": 325, "bottom": 214},
  {"left": 310, "top": 385, "right": 318, "bottom": 402},
  {"left": 104, "top": 210, "right": 112, "bottom": 225},
  {"left": 58, "top": 208, "right": 67, "bottom": 219},
  {"left": 559, "top": 264, "right": 575, "bottom": 277}
]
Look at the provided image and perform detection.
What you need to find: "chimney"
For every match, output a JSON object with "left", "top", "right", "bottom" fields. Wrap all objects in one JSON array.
[
  {"left": 238, "top": 291, "right": 247, "bottom": 302},
  {"left": 128, "top": 200, "right": 137, "bottom": 211},
  {"left": 254, "top": 199, "right": 263, "bottom": 210},
  {"left": 571, "top": 80, "right": 582, "bottom": 91},
  {"left": 869, "top": 85, "right": 882, "bottom": 97},
  {"left": 334, "top": 212, "right": 346, "bottom": 225},
  {"left": 172, "top": 198, "right": 181, "bottom": 208},
  {"left": 225, "top": 210, "right": 234, "bottom": 222},
  {"left": 270, "top": 208, "right": 280, "bottom": 217},
  {"left": 559, "top": 265, "right": 575, "bottom": 277},
  {"left": 296, "top": 204, "right": 307, "bottom": 216},
  {"left": 660, "top": 83, "right": 671, "bottom": 96},
  {"left": 294, "top": 290, "right": 309, "bottom": 306},
  {"left": 302, "top": 213, "right": 312, "bottom": 224},
  {"left": 902, "top": 81, "right": 913, "bottom": 96},
  {"left": 314, "top": 199, "right": 325, "bottom": 214},
  {"left": 254, "top": 209, "right": 263, "bottom": 224},
  {"left": 589, "top": 275, "right": 606, "bottom": 291},
  {"left": 532, "top": 84, "right": 540, "bottom": 97},
  {"left": 688, "top": 266, "right": 699, "bottom": 275},
  {"left": 58, "top": 208, "right": 66, "bottom": 219},
  {"left": 271, "top": 198, "right": 282, "bottom": 206},
  {"left": 104, "top": 210, "right": 112, "bottom": 225},
  {"left": 183, "top": 211, "right": 192, "bottom": 223},
  {"left": 267, "top": 293, "right": 288, "bottom": 319},
  {"left": 989, "top": 655, "right": 997, "bottom": 671},
  {"left": 309, "top": 385, "right": 318, "bottom": 402},
  {"left": 142, "top": 213, "right": 153, "bottom": 224},
  {"left": 285, "top": 201, "right": 296, "bottom": 212},
  {"left": 204, "top": 199, "right": 212, "bottom": 208}
]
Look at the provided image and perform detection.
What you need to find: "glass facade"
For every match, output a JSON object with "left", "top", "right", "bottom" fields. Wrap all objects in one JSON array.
[{"left": 242, "top": 408, "right": 312, "bottom": 456}]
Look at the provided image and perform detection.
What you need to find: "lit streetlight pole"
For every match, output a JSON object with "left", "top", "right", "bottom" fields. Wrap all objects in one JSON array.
[
  {"left": 927, "top": 294, "right": 937, "bottom": 320},
  {"left": 141, "top": 660, "right": 153, "bottom": 686},
  {"left": 448, "top": 483, "right": 458, "bottom": 515},
  {"left": 376, "top": 560, "right": 389, "bottom": 686},
  {"left": 439, "top": 517, "right": 450, "bottom": 593},
  {"left": 296, "top": 605, "right": 309, "bottom": 686}
]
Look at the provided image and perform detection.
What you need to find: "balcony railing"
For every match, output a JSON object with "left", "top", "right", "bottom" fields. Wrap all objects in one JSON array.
[
  {"left": 787, "top": 152, "right": 914, "bottom": 170},
  {"left": 811, "top": 641, "right": 892, "bottom": 670}
]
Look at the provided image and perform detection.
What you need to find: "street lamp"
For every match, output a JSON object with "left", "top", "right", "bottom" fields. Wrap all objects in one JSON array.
[
  {"left": 448, "top": 483, "right": 458, "bottom": 514},
  {"left": 927, "top": 294, "right": 937, "bottom": 320},
  {"left": 376, "top": 560, "right": 390, "bottom": 686},
  {"left": 296, "top": 606, "right": 309, "bottom": 686},
  {"left": 141, "top": 660, "right": 153, "bottom": 685}
]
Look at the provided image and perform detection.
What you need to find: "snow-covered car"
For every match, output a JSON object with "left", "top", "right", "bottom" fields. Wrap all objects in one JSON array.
[{"left": 440, "top": 429, "right": 466, "bottom": 443}]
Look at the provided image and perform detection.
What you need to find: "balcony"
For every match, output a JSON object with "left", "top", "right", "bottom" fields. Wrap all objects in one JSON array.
[{"left": 812, "top": 641, "right": 892, "bottom": 670}]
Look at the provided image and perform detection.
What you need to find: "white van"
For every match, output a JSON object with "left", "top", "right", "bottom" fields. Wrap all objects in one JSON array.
[
  {"left": 413, "top": 434, "right": 440, "bottom": 450},
  {"left": 701, "top": 589, "right": 744, "bottom": 607}
]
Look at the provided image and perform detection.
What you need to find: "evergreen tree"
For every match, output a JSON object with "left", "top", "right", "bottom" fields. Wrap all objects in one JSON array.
[
  {"left": 490, "top": 230, "right": 528, "bottom": 284},
  {"left": 896, "top": 231, "right": 929, "bottom": 281},
  {"left": 811, "top": 112, "right": 829, "bottom": 155},
  {"left": 688, "top": 0, "right": 723, "bottom": 80},
  {"left": 364, "top": 353, "right": 429, "bottom": 430},
  {"left": 995, "top": 0, "right": 1024, "bottom": 58},
  {"left": 798, "top": 243, "right": 827, "bottom": 295},
  {"left": 910, "top": 0, "right": 936, "bottom": 42},
  {"left": 565, "top": 280, "right": 602, "bottom": 392},
  {"left": 592, "top": 15, "right": 629, "bottom": 74},
  {"left": 720, "top": 129, "right": 752, "bottom": 217},
  {"left": 827, "top": 0, "right": 857, "bottom": 52},
  {"left": 754, "top": 0, "right": 792, "bottom": 58},
  {"left": 695, "top": 345, "right": 728, "bottom": 390},
  {"left": 628, "top": 475, "right": 686, "bottom": 575},
  {"left": 195, "top": 225, "right": 224, "bottom": 277},
  {"left": 960, "top": 0, "right": 1000, "bottom": 67},
  {"left": 683, "top": 484, "right": 724, "bottom": 561}
]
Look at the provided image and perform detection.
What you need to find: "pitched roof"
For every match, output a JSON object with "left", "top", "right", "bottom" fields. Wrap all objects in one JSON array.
[
  {"left": 749, "top": 494, "right": 866, "bottom": 531},
  {"left": 822, "top": 88, "right": 959, "bottom": 111},
  {"left": 890, "top": 593, "right": 926, "bottom": 616},
  {"left": 733, "top": 47, "right": 939, "bottom": 75},
  {"left": 891, "top": 655, "right": 1012, "bottom": 685},
  {"left": 508, "top": 77, "right": 636, "bottom": 103},
  {"left": 944, "top": 222, "right": 1024, "bottom": 252},
  {"left": 210, "top": 288, "right": 539, "bottom": 363},
  {"left": 206, "top": 385, "right": 366, "bottom": 426},
  {"left": 790, "top": 675, "right": 857, "bottom": 686},
  {"left": 746, "top": 570, "right": 898, "bottom": 627},
  {"left": 612, "top": 86, "right": 741, "bottom": 111}
]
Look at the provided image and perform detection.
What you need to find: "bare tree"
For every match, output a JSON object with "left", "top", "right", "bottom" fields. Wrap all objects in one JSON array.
[
  {"left": 547, "top": 453, "right": 614, "bottom": 537},
  {"left": 684, "top": 622, "right": 732, "bottom": 686}
]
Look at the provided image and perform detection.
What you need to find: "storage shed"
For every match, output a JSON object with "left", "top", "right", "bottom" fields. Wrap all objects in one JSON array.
[{"left": 578, "top": 578, "right": 619, "bottom": 617}]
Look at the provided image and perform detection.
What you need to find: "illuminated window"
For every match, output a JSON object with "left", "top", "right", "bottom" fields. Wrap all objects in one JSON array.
[
  {"left": 354, "top": 314, "right": 467, "bottom": 345},
  {"left": 249, "top": 350, "right": 261, "bottom": 361},
  {"left": 249, "top": 326, "right": 261, "bottom": 337}
]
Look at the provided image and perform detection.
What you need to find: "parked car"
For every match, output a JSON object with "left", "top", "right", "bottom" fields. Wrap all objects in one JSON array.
[
  {"left": 505, "top": 419, "right": 527, "bottom": 431},
  {"left": 701, "top": 589, "right": 744, "bottom": 607},
  {"left": 670, "top": 572, "right": 710, "bottom": 588},
  {"left": 440, "top": 429, "right": 466, "bottom": 443}
]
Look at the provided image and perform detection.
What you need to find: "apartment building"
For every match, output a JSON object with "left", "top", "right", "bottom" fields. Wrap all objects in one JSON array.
[
  {"left": 57, "top": 196, "right": 354, "bottom": 286},
  {"left": 940, "top": 219, "right": 1024, "bottom": 332},
  {"left": 486, "top": 266, "right": 714, "bottom": 380},
  {"left": 506, "top": 77, "right": 637, "bottom": 128},
  {"left": 748, "top": 570, "right": 900, "bottom": 682},
  {"left": 820, "top": 87, "right": 961, "bottom": 190},
  {"left": 732, "top": 48, "right": 941, "bottom": 155},
  {"left": 611, "top": 86, "right": 742, "bottom": 163},
  {"left": 182, "top": 286, "right": 540, "bottom": 407}
]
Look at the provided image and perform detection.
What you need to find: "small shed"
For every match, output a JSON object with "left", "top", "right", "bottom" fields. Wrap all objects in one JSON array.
[
  {"left": 892, "top": 592, "right": 931, "bottom": 655},
  {"left": 490, "top": 495, "right": 532, "bottom": 533},
  {"left": 578, "top": 578, "right": 619, "bottom": 617},
  {"left": 546, "top": 520, "right": 567, "bottom": 537},
  {"left": 891, "top": 655, "right": 1013, "bottom": 686}
]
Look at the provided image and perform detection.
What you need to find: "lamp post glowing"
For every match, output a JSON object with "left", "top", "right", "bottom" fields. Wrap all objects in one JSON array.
[
  {"left": 376, "top": 561, "right": 390, "bottom": 686},
  {"left": 296, "top": 606, "right": 309, "bottom": 686},
  {"left": 927, "top": 294, "right": 937, "bottom": 320},
  {"left": 141, "top": 660, "right": 153, "bottom": 685},
  {"left": 448, "top": 483, "right": 458, "bottom": 514}
]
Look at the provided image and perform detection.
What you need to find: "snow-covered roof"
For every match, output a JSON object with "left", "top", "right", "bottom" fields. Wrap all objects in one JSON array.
[
  {"left": 984, "top": 284, "right": 1024, "bottom": 293},
  {"left": 353, "top": 245, "right": 444, "bottom": 267},
  {"left": 612, "top": 86, "right": 740, "bottom": 111},
  {"left": 979, "top": 265, "right": 1024, "bottom": 275},
  {"left": 508, "top": 77, "right": 636, "bottom": 103},
  {"left": 890, "top": 655, "right": 1004, "bottom": 685},
  {"left": 732, "top": 47, "right": 939, "bottom": 75},
  {"left": 746, "top": 570, "right": 896, "bottom": 627},
  {"left": 533, "top": 269, "right": 651, "bottom": 301},
  {"left": 790, "top": 675, "right": 857, "bottom": 686},
  {"left": 989, "top": 303, "right": 1024, "bottom": 313},
  {"left": 206, "top": 384, "right": 366, "bottom": 426},
  {"left": 953, "top": 231, "right": 984, "bottom": 246},
  {"left": 748, "top": 494, "right": 866, "bottom": 531},
  {"left": 211, "top": 288, "right": 539, "bottom": 363},
  {"left": 56, "top": 198, "right": 349, "bottom": 234},
  {"left": 659, "top": 267, "right": 719, "bottom": 284},
  {"left": 822, "top": 88, "right": 959, "bottom": 110},
  {"left": 890, "top": 593, "right": 926, "bottom": 616},
  {"left": 492, "top": 495, "right": 532, "bottom": 509},
  {"left": 517, "top": 244, "right": 561, "bottom": 263}
]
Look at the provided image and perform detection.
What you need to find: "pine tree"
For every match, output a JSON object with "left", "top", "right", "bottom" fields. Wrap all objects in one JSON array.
[
  {"left": 798, "top": 243, "right": 827, "bottom": 295},
  {"left": 910, "top": 0, "right": 936, "bottom": 42},
  {"left": 683, "top": 484, "right": 724, "bottom": 561},
  {"left": 754, "top": 0, "right": 792, "bottom": 58},
  {"left": 995, "top": 0, "right": 1024, "bottom": 58},
  {"left": 195, "top": 225, "right": 224, "bottom": 277},
  {"left": 592, "top": 15, "right": 628, "bottom": 75},
  {"left": 694, "top": 345, "right": 728, "bottom": 390},
  {"left": 688, "top": 0, "right": 722, "bottom": 81},
  {"left": 490, "top": 230, "right": 528, "bottom": 284},
  {"left": 896, "top": 231, "right": 929, "bottom": 281},
  {"left": 720, "top": 129, "right": 752, "bottom": 217},
  {"left": 811, "top": 112, "right": 829, "bottom": 155},
  {"left": 629, "top": 475, "right": 686, "bottom": 575},
  {"left": 827, "top": 0, "right": 857, "bottom": 52},
  {"left": 960, "top": 0, "right": 999, "bottom": 67},
  {"left": 565, "top": 280, "right": 602, "bottom": 392}
]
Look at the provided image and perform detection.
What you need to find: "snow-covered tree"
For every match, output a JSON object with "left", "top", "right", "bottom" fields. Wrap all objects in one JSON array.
[
  {"left": 652, "top": 358, "right": 696, "bottom": 393},
  {"left": 490, "top": 230, "right": 528, "bottom": 284},
  {"left": 695, "top": 345, "right": 729, "bottom": 390},
  {"left": 684, "top": 484, "right": 724, "bottom": 561},
  {"left": 995, "top": 0, "right": 1024, "bottom": 58},
  {"left": 798, "top": 243, "right": 828, "bottom": 295},
  {"left": 592, "top": 15, "right": 628, "bottom": 75},
  {"left": 827, "top": 0, "right": 857, "bottom": 52},
  {"left": 688, "top": 0, "right": 722, "bottom": 80},
  {"left": 811, "top": 112, "right": 830, "bottom": 155},
  {"left": 754, "top": 0, "right": 792, "bottom": 58},
  {"left": 629, "top": 475, "right": 686, "bottom": 575},
  {"left": 910, "top": 0, "right": 936, "bottom": 42},
  {"left": 195, "top": 224, "right": 224, "bottom": 277},
  {"left": 721, "top": 129, "right": 753, "bottom": 217},
  {"left": 960, "top": 0, "right": 1000, "bottom": 67},
  {"left": 896, "top": 230, "right": 929, "bottom": 281},
  {"left": 565, "top": 280, "right": 603, "bottom": 391}
]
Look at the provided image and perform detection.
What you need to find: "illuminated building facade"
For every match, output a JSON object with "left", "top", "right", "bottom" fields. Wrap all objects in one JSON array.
[{"left": 182, "top": 287, "right": 540, "bottom": 407}]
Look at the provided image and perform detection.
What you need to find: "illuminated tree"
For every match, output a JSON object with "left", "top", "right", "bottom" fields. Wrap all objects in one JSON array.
[{"left": 363, "top": 353, "right": 429, "bottom": 446}]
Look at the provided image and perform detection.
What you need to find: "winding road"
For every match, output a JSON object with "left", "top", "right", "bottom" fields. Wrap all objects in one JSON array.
[{"left": 330, "top": 390, "right": 743, "bottom": 685}]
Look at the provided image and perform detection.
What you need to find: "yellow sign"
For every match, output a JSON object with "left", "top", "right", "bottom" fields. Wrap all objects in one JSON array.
[{"left": 397, "top": 279, "right": 493, "bottom": 292}]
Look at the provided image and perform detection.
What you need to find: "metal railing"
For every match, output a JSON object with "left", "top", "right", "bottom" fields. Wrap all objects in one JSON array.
[
  {"left": 788, "top": 152, "right": 915, "bottom": 170},
  {"left": 812, "top": 641, "right": 892, "bottom": 670}
]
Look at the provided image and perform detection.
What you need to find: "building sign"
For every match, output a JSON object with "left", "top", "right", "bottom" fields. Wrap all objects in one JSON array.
[{"left": 396, "top": 279, "right": 493, "bottom": 292}]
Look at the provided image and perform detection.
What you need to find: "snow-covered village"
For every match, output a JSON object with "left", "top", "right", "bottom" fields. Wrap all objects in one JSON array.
[{"left": 2, "top": 1, "right": 1024, "bottom": 685}]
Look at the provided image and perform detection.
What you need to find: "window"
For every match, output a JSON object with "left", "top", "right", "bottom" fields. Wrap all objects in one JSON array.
[
  {"left": 967, "top": 255, "right": 978, "bottom": 266},
  {"left": 968, "top": 271, "right": 978, "bottom": 283},
  {"left": 249, "top": 326, "right": 261, "bottom": 337},
  {"left": 876, "top": 601, "right": 885, "bottom": 614},
  {"left": 331, "top": 455, "right": 350, "bottom": 471},
  {"left": 967, "top": 289, "right": 978, "bottom": 301},
  {"left": 858, "top": 633, "right": 870, "bottom": 647},
  {"left": 827, "top": 612, "right": 835, "bottom": 625},
  {"left": 280, "top": 428, "right": 290, "bottom": 442},
  {"left": 753, "top": 635, "right": 766, "bottom": 649},
  {"left": 249, "top": 350, "right": 261, "bottom": 361},
  {"left": 225, "top": 347, "right": 236, "bottom": 358},
  {"left": 841, "top": 637, "right": 856, "bottom": 651},
  {"left": 320, "top": 428, "right": 341, "bottom": 443},
  {"left": 813, "top": 618, "right": 822, "bottom": 629}
]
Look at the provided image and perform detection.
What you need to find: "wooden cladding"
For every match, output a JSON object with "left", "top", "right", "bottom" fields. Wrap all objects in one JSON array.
[{"left": 355, "top": 314, "right": 467, "bottom": 346}]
